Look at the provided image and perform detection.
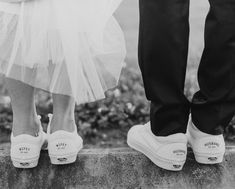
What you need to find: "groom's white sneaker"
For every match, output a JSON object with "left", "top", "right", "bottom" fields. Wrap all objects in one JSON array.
[
  {"left": 187, "top": 118, "right": 225, "bottom": 164},
  {"left": 127, "top": 122, "right": 187, "bottom": 171}
]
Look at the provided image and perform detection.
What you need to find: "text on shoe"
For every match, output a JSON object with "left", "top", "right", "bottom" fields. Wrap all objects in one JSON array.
[
  {"left": 204, "top": 142, "right": 219, "bottom": 148},
  {"left": 19, "top": 147, "right": 30, "bottom": 154},
  {"left": 56, "top": 143, "right": 67, "bottom": 150}
]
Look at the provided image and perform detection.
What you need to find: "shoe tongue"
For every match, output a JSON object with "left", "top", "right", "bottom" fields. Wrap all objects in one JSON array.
[
  {"left": 191, "top": 122, "right": 211, "bottom": 137},
  {"left": 155, "top": 133, "right": 187, "bottom": 143},
  {"left": 145, "top": 123, "right": 187, "bottom": 143}
]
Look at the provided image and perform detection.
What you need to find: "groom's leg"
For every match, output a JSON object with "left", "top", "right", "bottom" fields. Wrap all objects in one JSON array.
[
  {"left": 191, "top": 0, "right": 235, "bottom": 135},
  {"left": 138, "top": 0, "right": 190, "bottom": 136}
]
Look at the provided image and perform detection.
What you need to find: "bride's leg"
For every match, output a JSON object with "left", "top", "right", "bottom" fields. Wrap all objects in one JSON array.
[
  {"left": 48, "top": 94, "right": 82, "bottom": 165},
  {"left": 5, "top": 78, "right": 41, "bottom": 136},
  {"left": 50, "top": 93, "right": 77, "bottom": 133}
]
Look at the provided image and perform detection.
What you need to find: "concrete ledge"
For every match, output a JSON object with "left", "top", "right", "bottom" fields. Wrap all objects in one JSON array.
[{"left": 0, "top": 144, "right": 235, "bottom": 189}]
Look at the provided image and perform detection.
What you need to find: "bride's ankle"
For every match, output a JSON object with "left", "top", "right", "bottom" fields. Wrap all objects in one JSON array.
[
  {"left": 12, "top": 117, "right": 41, "bottom": 137},
  {"left": 49, "top": 114, "right": 76, "bottom": 133}
]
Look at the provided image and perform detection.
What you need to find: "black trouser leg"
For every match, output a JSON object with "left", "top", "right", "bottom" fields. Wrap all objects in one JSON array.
[
  {"left": 191, "top": 0, "right": 235, "bottom": 135},
  {"left": 138, "top": 0, "right": 190, "bottom": 136}
]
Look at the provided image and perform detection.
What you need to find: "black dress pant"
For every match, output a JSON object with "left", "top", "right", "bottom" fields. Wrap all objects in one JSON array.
[{"left": 139, "top": 0, "right": 235, "bottom": 136}]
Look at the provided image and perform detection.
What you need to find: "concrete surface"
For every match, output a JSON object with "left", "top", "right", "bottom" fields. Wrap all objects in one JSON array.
[{"left": 0, "top": 144, "right": 235, "bottom": 189}]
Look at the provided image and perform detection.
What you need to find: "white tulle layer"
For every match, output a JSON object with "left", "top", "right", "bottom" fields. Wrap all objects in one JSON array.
[{"left": 0, "top": 0, "right": 126, "bottom": 104}]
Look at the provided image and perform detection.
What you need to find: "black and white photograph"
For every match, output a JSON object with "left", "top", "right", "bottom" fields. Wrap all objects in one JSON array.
[{"left": 0, "top": 0, "right": 235, "bottom": 188}]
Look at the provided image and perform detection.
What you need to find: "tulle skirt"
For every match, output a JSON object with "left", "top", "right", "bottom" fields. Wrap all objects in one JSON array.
[{"left": 0, "top": 0, "right": 126, "bottom": 104}]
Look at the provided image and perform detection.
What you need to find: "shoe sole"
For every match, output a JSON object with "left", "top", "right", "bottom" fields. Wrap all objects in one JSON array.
[
  {"left": 193, "top": 151, "right": 225, "bottom": 164},
  {"left": 188, "top": 143, "right": 225, "bottom": 164},
  {"left": 49, "top": 144, "right": 83, "bottom": 165},
  {"left": 11, "top": 157, "right": 39, "bottom": 168},
  {"left": 49, "top": 153, "right": 78, "bottom": 165},
  {"left": 11, "top": 143, "right": 46, "bottom": 169},
  {"left": 127, "top": 136, "right": 186, "bottom": 171}
]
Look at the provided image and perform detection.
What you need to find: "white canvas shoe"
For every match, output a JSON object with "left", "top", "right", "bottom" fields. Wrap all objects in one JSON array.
[
  {"left": 10, "top": 115, "right": 47, "bottom": 168},
  {"left": 47, "top": 114, "right": 83, "bottom": 165},
  {"left": 187, "top": 117, "right": 225, "bottom": 164},
  {"left": 127, "top": 122, "right": 187, "bottom": 171}
]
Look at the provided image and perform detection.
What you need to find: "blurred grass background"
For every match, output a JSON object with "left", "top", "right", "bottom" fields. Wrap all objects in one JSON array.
[{"left": 0, "top": 0, "right": 234, "bottom": 147}]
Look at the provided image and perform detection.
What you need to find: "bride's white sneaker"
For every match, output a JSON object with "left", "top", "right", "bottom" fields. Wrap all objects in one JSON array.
[
  {"left": 127, "top": 122, "right": 187, "bottom": 171},
  {"left": 10, "top": 115, "right": 47, "bottom": 169},
  {"left": 47, "top": 114, "right": 83, "bottom": 165},
  {"left": 187, "top": 118, "right": 225, "bottom": 164}
]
